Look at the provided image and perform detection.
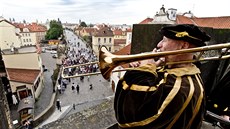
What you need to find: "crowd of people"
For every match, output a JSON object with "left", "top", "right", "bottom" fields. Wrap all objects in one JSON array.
[
  {"left": 62, "top": 40, "right": 99, "bottom": 77},
  {"left": 55, "top": 34, "right": 97, "bottom": 112}
]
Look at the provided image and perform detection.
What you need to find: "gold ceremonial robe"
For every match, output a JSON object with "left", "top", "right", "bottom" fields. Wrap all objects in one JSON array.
[{"left": 114, "top": 64, "right": 205, "bottom": 129}]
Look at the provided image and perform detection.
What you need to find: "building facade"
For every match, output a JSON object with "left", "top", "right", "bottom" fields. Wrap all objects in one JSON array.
[
  {"left": 92, "top": 27, "right": 114, "bottom": 55},
  {"left": 0, "top": 17, "right": 22, "bottom": 50},
  {"left": 3, "top": 52, "right": 44, "bottom": 100}
]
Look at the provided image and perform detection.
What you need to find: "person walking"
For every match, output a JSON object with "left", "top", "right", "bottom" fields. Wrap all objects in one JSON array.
[
  {"left": 56, "top": 99, "right": 61, "bottom": 112},
  {"left": 57, "top": 84, "right": 61, "bottom": 94},
  {"left": 76, "top": 84, "right": 79, "bottom": 93},
  {"left": 71, "top": 83, "right": 75, "bottom": 93},
  {"left": 89, "top": 84, "right": 93, "bottom": 90}
]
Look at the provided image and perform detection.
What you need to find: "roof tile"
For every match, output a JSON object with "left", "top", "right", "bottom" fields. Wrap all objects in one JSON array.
[{"left": 7, "top": 68, "right": 40, "bottom": 84}]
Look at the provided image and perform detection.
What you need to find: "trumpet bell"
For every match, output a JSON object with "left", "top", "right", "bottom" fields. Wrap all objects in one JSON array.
[{"left": 99, "top": 46, "right": 116, "bottom": 80}]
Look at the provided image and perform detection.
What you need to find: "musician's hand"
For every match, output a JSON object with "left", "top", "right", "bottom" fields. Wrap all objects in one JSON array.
[
  {"left": 154, "top": 57, "right": 165, "bottom": 67},
  {"left": 129, "top": 61, "right": 141, "bottom": 67},
  {"left": 151, "top": 48, "right": 165, "bottom": 67},
  {"left": 129, "top": 48, "right": 165, "bottom": 67}
]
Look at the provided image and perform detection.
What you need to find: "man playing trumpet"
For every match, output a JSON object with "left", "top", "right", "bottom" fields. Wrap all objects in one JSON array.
[{"left": 114, "top": 24, "right": 210, "bottom": 129}]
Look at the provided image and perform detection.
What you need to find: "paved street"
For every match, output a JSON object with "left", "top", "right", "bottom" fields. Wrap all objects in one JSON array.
[
  {"left": 35, "top": 30, "right": 114, "bottom": 128},
  {"left": 34, "top": 52, "right": 57, "bottom": 117}
]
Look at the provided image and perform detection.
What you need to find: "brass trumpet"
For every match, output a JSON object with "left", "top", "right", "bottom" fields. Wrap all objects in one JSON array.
[{"left": 62, "top": 43, "right": 230, "bottom": 80}]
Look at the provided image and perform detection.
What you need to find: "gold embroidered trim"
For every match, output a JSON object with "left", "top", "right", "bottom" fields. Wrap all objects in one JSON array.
[
  {"left": 122, "top": 81, "right": 129, "bottom": 90},
  {"left": 166, "top": 76, "right": 195, "bottom": 129},
  {"left": 186, "top": 75, "right": 204, "bottom": 128},
  {"left": 119, "top": 76, "right": 181, "bottom": 128},
  {"left": 165, "top": 65, "right": 200, "bottom": 76},
  {"left": 168, "top": 30, "right": 202, "bottom": 41},
  {"left": 122, "top": 81, "right": 157, "bottom": 92},
  {"left": 130, "top": 84, "right": 157, "bottom": 91},
  {"left": 128, "top": 64, "right": 157, "bottom": 77}
]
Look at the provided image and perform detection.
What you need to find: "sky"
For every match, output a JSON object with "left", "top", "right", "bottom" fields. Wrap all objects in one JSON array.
[{"left": 0, "top": 0, "right": 230, "bottom": 25}]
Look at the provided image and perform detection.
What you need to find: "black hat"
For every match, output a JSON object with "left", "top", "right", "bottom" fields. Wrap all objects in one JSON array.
[{"left": 160, "top": 24, "right": 211, "bottom": 47}]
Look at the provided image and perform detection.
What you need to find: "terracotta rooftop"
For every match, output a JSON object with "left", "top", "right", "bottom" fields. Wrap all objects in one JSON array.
[
  {"left": 94, "top": 27, "right": 114, "bottom": 37},
  {"left": 176, "top": 15, "right": 230, "bottom": 29},
  {"left": 14, "top": 22, "right": 47, "bottom": 32},
  {"left": 113, "top": 44, "right": 131, "bottom": 68},
  {"left": 82, "top": 27, "right": 97, "bottom": 34},
  {"left": 139, "top": 17, "right": 154, "bottom": 24},
  {"left": 7, "top": 68, "right": 40, "bottom": 84},
  {"left": 113, "top": 29, "right": 123, "bottom": 35}
]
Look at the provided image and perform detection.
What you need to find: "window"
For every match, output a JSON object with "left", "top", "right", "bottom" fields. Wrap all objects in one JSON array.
[
  {"left": 109, "top": 38, "right": 111, "bottom": 43},
  {"left": 26, "top": 39, "right": 28, "bottom": 42},
  {"left": 23, "top": 39, "right": 26, "bottom": 42},
  {"left": 98, "top": 38, "right": 101, "bottom": 43},
  {"left": 104, "top": 38, "right": 106, "bottom": 43},
  {"left": 109, "top": 47, "right": 111, "bottom": 51}
]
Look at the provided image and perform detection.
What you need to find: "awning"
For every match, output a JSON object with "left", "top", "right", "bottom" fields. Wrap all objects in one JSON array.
[{"left": 17, "top": 97, "right": 35, "bottom": 112}]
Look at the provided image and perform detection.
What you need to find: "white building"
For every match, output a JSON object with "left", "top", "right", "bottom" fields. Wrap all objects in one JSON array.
[
  {"left": 3, "top": 51, "right": 44, "bottom": 100},
  {"left": 0, "top": 17, "right": 22, "bottom": 50}
]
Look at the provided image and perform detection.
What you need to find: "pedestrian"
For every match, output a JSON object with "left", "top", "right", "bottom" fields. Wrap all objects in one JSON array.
[
  {"left": 87, "top": 75, "right": 90, "bottom": 81},
  {"left": 73, "top": 103, "right": 75, "bottom": 110},
  {"left": 71, "top": 83, "right": 75, "bottom": 92},
  {"left": 89, "top": 84, "right": 93, "bottom": 90},
  {"left": 57, "top": 84, "right": 61, "bottom": 94},
  {"left": 76, "top": 84, "right": 79, "bottom": 93},
  {"left": 23, "top": 120, "right": 32, "bottom": 129},
  {"left": 56, "top": 99, "right": 61, "bottom": 112},
  {"left": 114, "top": 24, "right": 211, "bottom": 129}
]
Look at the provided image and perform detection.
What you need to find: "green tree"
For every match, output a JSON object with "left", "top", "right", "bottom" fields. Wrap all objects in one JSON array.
[
  {"left": 79, "top": 21, "right": 87, "bottom": 27},
  {"left": 45, "top": 20, "right": 63, "bottom": 40}
]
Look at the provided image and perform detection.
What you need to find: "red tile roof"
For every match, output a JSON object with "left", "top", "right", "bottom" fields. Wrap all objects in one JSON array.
[
  {"left": 126, "top": 28, "right": 132, "bottom": 32},
  {"left": 113, "top": 29, "right": 123, "bottom": 35},
  {"left": 176, "top": 15, "right": 230, "bottom": 29},
  {"left": 26, "top": 23, "right": 47, "bottom": 32},
  {"left": 139, "top": 18, "right": 154, "bottom": 24},
  {"left": 7, "top": 68, "right": 40, "bottom": 84},
  {"left": 82, "top": 27, "right": 97, "bottom": 34},
  {"left": 13, "top": 23, "right": 47, "bottom": 32},
  {"left": 94, "top": 27, "right": 114, "bottom": 37},
  {"left": 113, "top": 43, "right": 131, "bottom": 55},
  {"left": 113, "top": 44, "right": 131, "bottom": 68}
]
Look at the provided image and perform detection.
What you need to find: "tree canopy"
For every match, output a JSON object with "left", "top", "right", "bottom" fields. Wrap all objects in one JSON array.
[
  {"left": 45, "top": 20, "right": 63, "bottom": 40},
  {"left": 79, "top": 21, "right": 87, "bottom": 27}
]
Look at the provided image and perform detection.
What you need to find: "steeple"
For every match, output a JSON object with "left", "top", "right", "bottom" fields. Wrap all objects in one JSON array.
[{"left": 159, "top": 5, "right": 166, "bottom": 15}]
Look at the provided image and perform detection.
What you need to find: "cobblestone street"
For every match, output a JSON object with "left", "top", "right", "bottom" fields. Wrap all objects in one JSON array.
[{"left": 35, "top": 29, "right": 114, "bottom": 128}]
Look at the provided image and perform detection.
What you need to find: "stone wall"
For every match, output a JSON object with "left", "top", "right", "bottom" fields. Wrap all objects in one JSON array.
[{"left": 41, "top": 98, "right": 116, "bottom": 129}]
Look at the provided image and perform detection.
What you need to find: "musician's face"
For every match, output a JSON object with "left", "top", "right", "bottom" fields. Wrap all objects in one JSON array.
[
  {"left": 157, "top": 36, "right": 186, "bottom": 62},
  {"left": 157, "top": 36, "right": 184, "bottom": 52}
]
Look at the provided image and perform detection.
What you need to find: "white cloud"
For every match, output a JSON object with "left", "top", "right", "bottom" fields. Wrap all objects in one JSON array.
[{"left": 0, "top": 0, "right": 229, "bottom": 25}]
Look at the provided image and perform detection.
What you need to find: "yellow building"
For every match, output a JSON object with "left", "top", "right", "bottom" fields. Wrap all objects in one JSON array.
[
  {"left": 92, "top": 26, "right": 114, "bottom": 55},
  {"left": 48, "top": 40, "right": 60, "bottom": 45}
]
